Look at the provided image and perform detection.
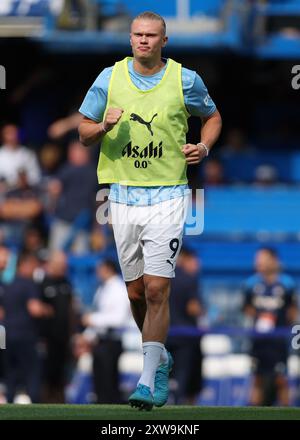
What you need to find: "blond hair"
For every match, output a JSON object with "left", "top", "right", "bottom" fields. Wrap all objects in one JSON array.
[{"left": 133, "top": 11, "right": 166, "bottom": 35}]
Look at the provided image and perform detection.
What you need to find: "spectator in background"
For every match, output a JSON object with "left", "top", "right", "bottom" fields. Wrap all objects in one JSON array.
[
  {"left": 82, "top": 260, "right": 132, "bottom": 404},
  {"left": 57, "top": 0, "right": 96, "bottom": 30},
  {"left": 48, "top": 113, "right": 83, "bottom": 141},
  {"left": 0, "top": 252, "right": 53, "bottom": 403},
  {"left": 89, "top": 226, "right": 107, "bottom": 254},
  {"left": 65, "top": 333, "right": 93, "bottom": 404},
  {"left": 0, "top": 124, "right": 41, "bottom": 188},
  {"left": 0, "top": 244, "right": 17, "bottom": 284},
  {"left": 21, "top": 227, "right": 48, "bottom": 262},
  {"left": 38, "top": 250, "right": 75, "bottom": 403},
  {"left": 220, "top": 128, "right": 256, "bottom": 157},
  {"left": 243, "top": 247, "right": 298, "bottom": 406},
  {"left": 0, "top": 245, "right": 10, "bottom": 280},
  {"left": 48, "top": 140, "right": 98, "bottom": 254},
  {"left": 253, "top": 164, "right": 279, "bottom": 187},
  {"left": 166, "top": 248, "right": 204, "bottom": 405},
  {"left": 0, "top": 169, "right": 44, "bottom": 247},
  {"left": 39, "top": 142, "right": 63, "bottom": 178},
  {"left": 201, "top": 158, "right": 226, "bottom": 187},
  {"left": 0, "top": 245, "right": 11, "bottom": 404}
]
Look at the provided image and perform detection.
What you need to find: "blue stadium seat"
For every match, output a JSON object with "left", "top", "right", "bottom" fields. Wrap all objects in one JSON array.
[
  {"left": 190, "top": 0, "right": 225, "bottom": 17},
  {"left": 199, "top": 187, "right": 300, "bottom": 235},
  {"left": 114, "top": 0, "right": 225, "bottom": 19},
  {"left": 0, "top": 0, "right": 49, "bottom": 17},
  {"left": 220, "top": 152, "right": 292, "bottom": 183},
  {"left": 93, "top": 0, "right": 123, "bottom": 17},
  {"left": 257, "top": 0, "right": 300, "bottom": 16},
  {"left": 67, "top": 248, "right": 119, "bottom": 306},
  {"left": 68, "top": 254, "right": 101, "bottom": 306}
]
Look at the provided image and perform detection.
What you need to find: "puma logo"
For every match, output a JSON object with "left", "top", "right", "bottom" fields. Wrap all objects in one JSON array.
[
  {"left": 130, "top": 113, "right": 158, "bottom": 136},
  {"left": 166, "top": 259, "right": 174, "bottom": 269}
]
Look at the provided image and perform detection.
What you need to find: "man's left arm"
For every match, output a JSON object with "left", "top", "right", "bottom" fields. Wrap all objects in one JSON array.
[{"left": 182, "top": 110, "right": 222, "bottom": 164}]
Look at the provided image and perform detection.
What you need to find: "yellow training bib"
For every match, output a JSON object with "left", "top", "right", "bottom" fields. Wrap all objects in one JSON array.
[{"left": 97, "top": 57, "right": 190, "bottom": 186}]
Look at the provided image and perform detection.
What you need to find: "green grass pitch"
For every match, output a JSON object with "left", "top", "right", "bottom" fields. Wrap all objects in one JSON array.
[{"left": 0, "top": 405, "right": 300, "bottom": 420}]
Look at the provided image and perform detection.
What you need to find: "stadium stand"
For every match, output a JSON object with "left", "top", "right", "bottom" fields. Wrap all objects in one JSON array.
[
  {"left": 1, "top": 0, "right": 299, "bottom": 56},
  {"left": 252, "top": 0, "right": 300, "bottom": 58}
]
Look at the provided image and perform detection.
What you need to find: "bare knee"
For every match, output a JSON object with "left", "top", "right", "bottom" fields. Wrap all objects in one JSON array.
[
  {"left": 144, "top": 275, "right": 170, "bottom": 304},
  {"left": 126, "top": 277, "right": 145, "bottom": 303}
]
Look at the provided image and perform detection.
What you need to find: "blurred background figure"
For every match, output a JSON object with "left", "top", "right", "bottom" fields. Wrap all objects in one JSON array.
[
  {"left": 48, "top": 113, "right": 83, "bottom": 141},
  {"left": 253, "top": 164, "right": 279, "bottom": 187},
  {"left": 0, "top": 245, "right": 11, "bottom": 403},
  {"left": 0, "top": 124, "right": 41, "bottom": 189},
  {"left": 48, "top": 140, "right": 97, "bottom": 254},
  {"left": 82, "top": 260, "right": 131, "bottom": 404},
  {"left": 0, "top": 169, "right": 43, "bottom": 247},
  {"left": 201, "top": 158, "right": 227, "bottom": 187},
  {"left": 166, "top": 248, "right": 204, "bottom": 405},
  {"left": 39, "top": 142, "right": 63, "bottom": 179},
  {"left": 89, "top": 226, "right": 107, "bottom": 254},
  {"left": 38, "top": 250, "right": 76, "bottom": 403},
  {"left": 243, "top": 248, "right": 298, "bottom": 406},
  {"left": 0, "top": 245, "right": 11, "bottom": 281},
  {"left": 21, "top": 226, "right": 48, "bottom": 261},
  {"left": 65, "top": 333, "right": 93, "bottom": 404},
  {"left": 0, "top": 252, "right": 53, "bottom": 403},
  {"left": 0, "top": 244, "right": 17, "bottom": 285},
  {"left": 220, "top": 128, "right": 256, "bottom": 157}
]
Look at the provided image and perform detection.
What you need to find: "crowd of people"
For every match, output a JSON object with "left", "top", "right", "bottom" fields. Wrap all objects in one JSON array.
[
  {"left": 0, "top": 121, "right": 287, "bottom": 254},
  {"left": 0, "top": 237, "right": 298, "bottom": 405},
  {"left": 0, "top": 116, "right": 299, "bottom": 405}
]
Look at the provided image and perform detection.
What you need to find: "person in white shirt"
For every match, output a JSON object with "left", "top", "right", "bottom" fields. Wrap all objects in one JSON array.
[
  {"left": 0, "top": 124, "right": 41, "bottom": 188},
  {"left": 82, "top": 260, "right": 132, "bottom": 403}
]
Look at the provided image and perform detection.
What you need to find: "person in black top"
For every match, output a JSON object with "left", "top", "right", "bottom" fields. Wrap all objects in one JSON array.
[
  {"left": 0, "top": 245, "right": 10, "bottom": 403},
  {"left": 39, "top": 250, "right": 75, "bottom": 403},
  {"left": 48, "top": 140, "right": 98, "bottom": 253},
  {"left": 243, "top": 247, "right": 298, "bottom": 406},
  {"left": 0, "top": 252, "right": 53, "bottom": 402},
  {"left": 166, "top": 248, "right": 203, "bottom": 404}
]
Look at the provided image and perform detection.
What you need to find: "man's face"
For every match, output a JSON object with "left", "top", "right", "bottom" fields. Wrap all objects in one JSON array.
[
  {"left": 255, "top": 250, "right": 279, "bottom": 275},
  {"left": 130, "top": 19, "right": 167, "bottom": 61},
  {"left": 68, "top": 141, "right": 89, "bottom": 166},
  {"left": 97, "top": 264, "right": 111, "bottom": 282},
  {"left": 47, "top": 251, "right": 67, "bottom": 277},
  {"left": 18, "top": 257, "right": 39, "bottom": 278},
  {"left": 1, "top": 124, "right": 19, "bottom": 147}
]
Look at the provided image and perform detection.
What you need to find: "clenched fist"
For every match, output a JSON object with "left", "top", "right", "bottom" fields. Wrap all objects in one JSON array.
[
  {"left": 103, "top": 108, "right": 124, "bottom": 132},
  {"left": 182, "top": 143, "right": 208, "bottom": 165}
]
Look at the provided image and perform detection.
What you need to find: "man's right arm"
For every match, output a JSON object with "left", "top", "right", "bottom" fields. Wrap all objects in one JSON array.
[
  {"left": 78, "top": 66, "right": 113, "bottom": 146},
  {"left": 78, "top": 116, "right": 107, "bottom": 146},
  {"left": 79, "top": 109, "right": 124, "bottom": 147}
]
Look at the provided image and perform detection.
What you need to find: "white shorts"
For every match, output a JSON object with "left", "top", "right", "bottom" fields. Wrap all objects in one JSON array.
[{"left": 110, "top": 196, "right": 189, "bottom": 281}]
